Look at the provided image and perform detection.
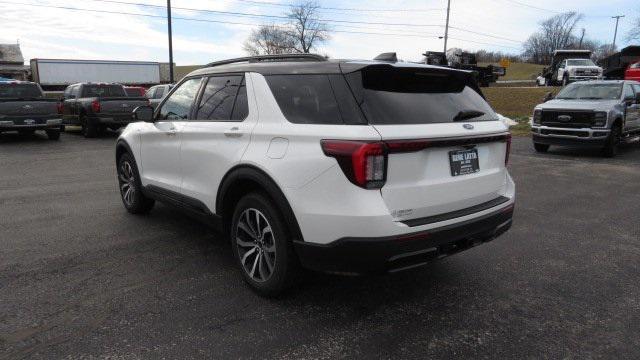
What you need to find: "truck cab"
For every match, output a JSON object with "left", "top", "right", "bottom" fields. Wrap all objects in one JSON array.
[{"left": 542, "top": 50, "right": 603, "bottom": 86}]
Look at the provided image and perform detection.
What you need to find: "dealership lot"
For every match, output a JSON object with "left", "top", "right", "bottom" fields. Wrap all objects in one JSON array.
[{"left": 1, "top": 133, "right": 639, "bottom": 359}]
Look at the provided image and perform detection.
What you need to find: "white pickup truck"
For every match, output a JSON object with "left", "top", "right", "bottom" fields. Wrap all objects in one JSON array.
[{"left": 538, "top": 50, "right": 603, "bottom": 86}]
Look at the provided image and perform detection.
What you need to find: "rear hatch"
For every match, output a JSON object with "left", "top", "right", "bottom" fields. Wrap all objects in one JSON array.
[
  {"left": 345, "top": 64, "right": 510, "bottom": 223},
  {"left": 0, "top": 83, "right": 58, "bottom": 121},
  {"left": 97, "top": 97, "right": 148, "bottom": 116}
]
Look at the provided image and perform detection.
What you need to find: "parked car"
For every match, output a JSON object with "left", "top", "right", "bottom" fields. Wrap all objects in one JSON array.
[
  {"left": 124, "top": 86, "right": 146, "bottom": 97},
  {"left": 540, "top": 50, "right": 603, "bottom": 86},
  {"left": 531, "top": 80, "right": 640, "bottom": 157},
  {"left": 625, "top": 62, "right": 640, "bottom": 81},
  {"left": 61, "top": 83, "right": 149, "bottom": 137},
  {"left": 145, "top": 84, "right": 173, "bottom": 109},
  {"left": 0, "top": 80, "right": 63, "bottom": 140},
  {"left": 115, "top": 54, "right": 515, "bottom": 296}
]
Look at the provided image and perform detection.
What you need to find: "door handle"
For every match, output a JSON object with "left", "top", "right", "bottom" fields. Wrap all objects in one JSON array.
[
  {"left": 166, "top": 127, "right": 177, "bottom": 136},
  {"left": 224, "top": 126, "right": 243, "bottom": 137}
]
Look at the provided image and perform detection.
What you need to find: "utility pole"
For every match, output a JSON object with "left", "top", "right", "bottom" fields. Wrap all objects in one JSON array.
[
  {"left": 167, "top": 0, "right": 174, "bottom": 83},
  {"left": 611, "top": 15, "right": 624, "bottom": 53},
  {"left": 443, "top": 0, "right": 451, "bottom": 53}
]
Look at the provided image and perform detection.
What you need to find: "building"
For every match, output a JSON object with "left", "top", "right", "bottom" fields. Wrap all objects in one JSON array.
[{"left": 0, "top": 44, "right": 29, "bottom": 80}]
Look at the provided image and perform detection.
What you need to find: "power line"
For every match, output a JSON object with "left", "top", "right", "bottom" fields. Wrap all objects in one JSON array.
[
  {"left": 229, "top": 0, "right": 445, "bottom": 13},
  {"left": 0, "top": 0, "right": 523, "bottom": 50},
  {"left": 58, "top": 0, "right": 526, "bottom": 44}
]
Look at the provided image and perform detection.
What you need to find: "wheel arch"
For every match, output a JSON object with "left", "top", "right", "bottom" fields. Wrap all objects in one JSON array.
[
  {"left": 217, "top": 164, "right": 304, "bottom": 243},
  {"left": 115, "top": 139, "right": 134, "bottom": 164}
]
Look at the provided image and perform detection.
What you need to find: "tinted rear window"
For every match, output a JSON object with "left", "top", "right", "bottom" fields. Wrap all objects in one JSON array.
[
  {"left": 346, "top": 67, "right": 495, "bottom": 124},
  {"left": 0, "top": 83, "right": 43, "bottom": 98},
  {"left": 265, "top": 74, "right": 365, "bottom": 125},
  {"left": 82, "top": 85, "right": 126, "bottom": 98}
]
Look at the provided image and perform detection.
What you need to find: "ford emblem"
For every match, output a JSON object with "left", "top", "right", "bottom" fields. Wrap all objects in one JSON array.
[
  {"left": 558, "top": 115, "right": 571, "bottom": 122},
  {"left": 22, "top": 105, "right": 32, "bottom": 109},
  {"left": 463, "top": 124, "right": 474, "bottom": 130}
]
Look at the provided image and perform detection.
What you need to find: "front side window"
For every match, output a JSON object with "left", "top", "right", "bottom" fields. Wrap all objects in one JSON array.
[
  {"left": 623, "top": 84, "right": 635, "bottom": 100},
  {"left": 158, "top": 77, "right": 202, "bottom": 120},
  {"left": 195, "top": 75, "right": 247, "bottom": 121}
]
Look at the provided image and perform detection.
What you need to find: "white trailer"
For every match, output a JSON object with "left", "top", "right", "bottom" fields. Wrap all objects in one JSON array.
[{"left": 30, "top": 59, "right": 161, "bottom": 90}]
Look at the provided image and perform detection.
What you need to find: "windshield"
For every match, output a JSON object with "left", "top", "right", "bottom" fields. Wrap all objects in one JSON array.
[
  {"left": 82, "top": 85, "right": 126, "bottom": 98},
  {"left": 567, "top": 59, "right": 596, "bottom": 66},
  {"left": 556, "top": 83, "right": 622, "bottom": 100},
  {"left": 346, "top": 66, "right": 495, "bottom": 124},
  {"left": 0, "top": 83, "right": 43, "bottom": 99}
]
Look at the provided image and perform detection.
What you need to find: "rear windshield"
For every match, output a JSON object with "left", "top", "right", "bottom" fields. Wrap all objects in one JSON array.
[
  {"left": 346, "top": 66, "right": 496, "bottom": 124},
  {"left": 124, "top": 88, "right": 143, "bottom": 97},
  {"left": 0, "top": 83, "right": 43, "bottom": 99},
  {"left": 82, "top": 85, "right": 126, "bottom": 98}
]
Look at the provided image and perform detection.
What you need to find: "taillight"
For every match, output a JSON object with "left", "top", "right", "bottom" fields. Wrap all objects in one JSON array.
[
  {"left": 91, "top": 99, "right": 101, "bottom": 113},
  {"left": 505, "top": 133, "right": 512, "bottom": 166},
  {"left": 56, "top": 102, "right": 63, "bottom": 114},
  {"left": 321, "top": 140, "right": 387, "bottom": 189}
]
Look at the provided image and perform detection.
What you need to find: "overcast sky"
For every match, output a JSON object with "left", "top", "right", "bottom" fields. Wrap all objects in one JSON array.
[{"left": 0, "top": 0, "right": 637, "bottom": 65}]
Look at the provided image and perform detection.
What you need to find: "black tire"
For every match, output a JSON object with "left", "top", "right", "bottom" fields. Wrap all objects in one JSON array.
[
  {"left": 602, "top": 126, "right": 621, "bottom": 158},
  {"left": 117, "top": 153, "right": 155, "bottom": 214},
  {"left": 230, "top": 192, "right": 299, "bottom": 297},
  {"left": 46, "top": 129, "right": 60, "bottom": 140},
  {"left": 533, "top": 143, "right": 550, "bottom": 153},
  {"left": 81, "top": 115, "right": 99, "bottom": 138},
  {"left": 562, "top": 75, "right": 569, "bottom": 87}
]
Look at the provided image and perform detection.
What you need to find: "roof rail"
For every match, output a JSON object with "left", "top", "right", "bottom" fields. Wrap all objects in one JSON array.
[{"left": 204, "top": 53, "right": 326, "bottom": 68}]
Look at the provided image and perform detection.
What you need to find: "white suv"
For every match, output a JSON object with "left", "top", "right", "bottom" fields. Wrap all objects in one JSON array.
[{"left": 116, "top": 54, "right": 515, "bottom": 296}]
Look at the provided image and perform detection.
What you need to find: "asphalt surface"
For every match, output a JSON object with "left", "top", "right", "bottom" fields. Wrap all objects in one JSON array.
[{"left": 1, "top": 131, "right": 639, "bottom": 359}]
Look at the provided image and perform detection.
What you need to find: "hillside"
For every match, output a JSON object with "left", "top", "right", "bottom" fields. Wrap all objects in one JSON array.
[{"left": 480, "top": 62, "right": 546, "bottom": 81}]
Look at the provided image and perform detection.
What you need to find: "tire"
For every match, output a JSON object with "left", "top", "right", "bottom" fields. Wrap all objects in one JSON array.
[
  {"left": 81, "top": 115, "right": 98, "bottom": 138},
  {"left": 46, "top": 129, "right": 60, "bottom": 140},
  {"left": 117, "top": 153, "right": 155, "bottom": 214},
  {"left": 602, "top": 126, "right": 621, "bottom": 158},
  {"left": 231, "top": 192, "right": 298, "bottom": 297},
  {"left": 562, "top": 75, "right": 568, "bottom": 87},
  {"left": 534, "top": 143, "right": 550, "bottom": 153}
]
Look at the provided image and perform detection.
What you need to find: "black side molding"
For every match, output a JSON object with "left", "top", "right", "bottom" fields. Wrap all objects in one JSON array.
[
  {"left": 401, "top": 196, "right": 510, "bottom": 227},
  {"left": 143, "top": 184, "right": 222, "bottom": 230}
]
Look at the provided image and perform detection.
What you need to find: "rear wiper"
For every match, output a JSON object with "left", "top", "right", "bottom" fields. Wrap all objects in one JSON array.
[{"left": 453, "top": 110, "right": 485, "bottom": 121}]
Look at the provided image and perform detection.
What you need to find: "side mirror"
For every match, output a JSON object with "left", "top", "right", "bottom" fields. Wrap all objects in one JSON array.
[
  {"left": 132, "top": 105, "right": 154, "bottom": 122},
  {"left": 543, "top": 92, "right": 554, "bottom": 102}
]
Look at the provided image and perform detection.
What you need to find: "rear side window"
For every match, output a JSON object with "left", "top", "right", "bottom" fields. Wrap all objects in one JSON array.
[
  {"left": 346, "top": 67, "right": 495, "bottom": 125},
  {"left": 158, "top": 77, "right": 202, "bottom": 120},
  {"left": 265, "top": 74, "right": 364, "bottom": 125},
  {"left": 0, "top": 84, "right": 43, "bottom": 98},
  {"left": 155, "top": 87, "right": 165, "bottom": 99},
  {"left": 195, "top": 75, "right": 247, "bottom": 121},
  {"left": 82, "top": 85, "right": 126, "bottom": 98}
]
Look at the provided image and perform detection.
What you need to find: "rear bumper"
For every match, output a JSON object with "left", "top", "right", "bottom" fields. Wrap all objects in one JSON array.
[
  {"left": 294, "top": 204, "right": 514, "bottom": 274},
  {"left": 532, "top": 126, "right": 609, "bottom": 147},
  {"left": 0, "top": 118, "right": 62, "bottom": 131}
]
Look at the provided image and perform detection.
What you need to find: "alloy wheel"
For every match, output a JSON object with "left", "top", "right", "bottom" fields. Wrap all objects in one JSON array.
[
  {"left": 236, "top": 208, "right": 276, "bottom": 282},
  {"left": 118, "top": 160, "right": 136, "bottom": 206}
]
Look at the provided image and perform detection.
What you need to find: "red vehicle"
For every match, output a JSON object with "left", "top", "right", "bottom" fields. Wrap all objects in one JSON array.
[
  {"left": 625, "top": 62, "right": 640, "bottom": 81},
  {"left": 123, "top": 86, "right": 146, "bottom": 97}
]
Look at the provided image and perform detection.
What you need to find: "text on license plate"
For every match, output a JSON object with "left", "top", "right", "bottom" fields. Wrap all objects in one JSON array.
[{"left": 449, "top": 148, "right": 480, "bottom": 176}]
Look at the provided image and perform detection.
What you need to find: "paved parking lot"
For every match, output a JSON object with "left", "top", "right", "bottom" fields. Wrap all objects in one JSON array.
[{"left": 1, "top": 131, "right": 639, "bottom": 359}]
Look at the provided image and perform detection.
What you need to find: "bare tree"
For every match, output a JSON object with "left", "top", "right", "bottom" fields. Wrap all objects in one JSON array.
[
  {"left": 243, "top": 1, "right": 330, "bottom": 56},
  {"left": 522, "top": 12, "right": 583, "bottom": 64},
  {"left": 243, "top": 25, "right": 297, "bottom": 55},
  {"left": 627, "top": 11, "right": 640, "bottom": 41},
  {"left": 286, "top": 1, "right": 330, "bottom": 53}
]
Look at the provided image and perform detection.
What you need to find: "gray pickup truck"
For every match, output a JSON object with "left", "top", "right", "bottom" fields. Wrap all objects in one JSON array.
[
  {"left": 0, "top": 81, "right": 63, "bottom": 140},
  {"left": 531, "top": 80, "right": 640, "bottom": 157},
  {"left": 61, "top": 83, "right": 149, "bottom": 138}
]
